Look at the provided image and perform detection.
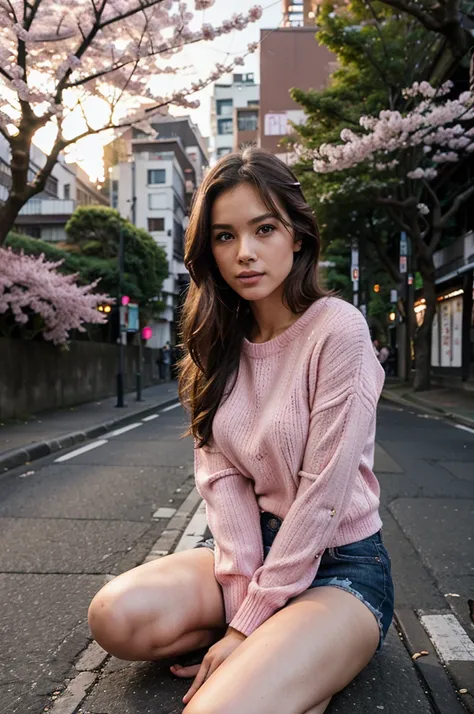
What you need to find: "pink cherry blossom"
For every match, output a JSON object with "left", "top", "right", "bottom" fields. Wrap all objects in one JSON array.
[
  {"left": 0, "top": 1, "right": 264, "bottom": 135},
  {"left": 308, "top": 82, "right": 473, "bottom": 181},
  {"left": 0, "top": 248, "right": 112, "bottom": 345}
]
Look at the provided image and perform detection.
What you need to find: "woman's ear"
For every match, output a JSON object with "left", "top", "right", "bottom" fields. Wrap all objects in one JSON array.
[{"left": 293, "top": 239, "right": 303, "bottom": 253}]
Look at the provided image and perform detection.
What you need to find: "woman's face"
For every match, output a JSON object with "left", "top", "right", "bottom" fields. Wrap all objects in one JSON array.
[{"left": 210, "top": 183, "right": 301, "bottom": 303}]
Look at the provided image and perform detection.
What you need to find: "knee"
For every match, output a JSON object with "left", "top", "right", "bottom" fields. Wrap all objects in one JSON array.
[{"left": 88, "top": 583, "right": 136, "bottom": 659}]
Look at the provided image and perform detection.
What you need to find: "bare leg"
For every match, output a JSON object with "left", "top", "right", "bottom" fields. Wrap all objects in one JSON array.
[
  {"left": 182, "top": 586, "right": 380, "bottom": 714},
  {"left": 302, "top": 699, "right": 331, "bottom": 714},
  {"left": 88, "top": 548, "right": 225, "bottom": 661}
]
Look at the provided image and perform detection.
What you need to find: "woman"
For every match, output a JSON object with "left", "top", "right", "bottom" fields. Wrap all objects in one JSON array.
[{"left": 88, "top": 148, "right": 394, "bottom": 714}]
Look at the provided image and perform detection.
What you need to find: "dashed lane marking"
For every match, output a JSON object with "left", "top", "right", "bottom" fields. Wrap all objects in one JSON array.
[
  {"left": 54, "top": 440, "right": 108, "bottom": 462},
  {"left": 142, "top": 414, "right": 160, "bottom": 422},
  {"left": 420, "top": 613, "right": 474, "bottom": 662},
  {"left": 108, "top": 422, "right": 142, "bottom": 437},
  {"left": 160, "top": 402, "right": 181, "bottom": 413},
  {"left": 454, "top": 424, "right": 474, "bottom": 435}
]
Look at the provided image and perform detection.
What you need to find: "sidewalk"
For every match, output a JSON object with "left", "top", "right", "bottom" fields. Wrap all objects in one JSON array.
[
  {"left": 0, "top": 382, "right": 179, "bottom": 473},
  {"left": 382, "top": 380, "right": 474, "bottom": 429}
]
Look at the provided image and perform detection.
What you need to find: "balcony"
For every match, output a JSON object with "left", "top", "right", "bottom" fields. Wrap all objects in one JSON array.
[{"left": 18, "top": 199, "right": 76, "bottom": 216}]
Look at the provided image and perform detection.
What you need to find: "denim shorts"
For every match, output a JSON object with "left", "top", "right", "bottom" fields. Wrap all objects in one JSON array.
[{"left": 196, "top": 511, "right": 394, "bottom": 651}]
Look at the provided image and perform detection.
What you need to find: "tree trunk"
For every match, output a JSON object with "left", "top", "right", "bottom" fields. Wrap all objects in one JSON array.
[
  {"left": 0, "top": 194, "right": 30, "bottom": 246},
  {"left": 413, "top": 255, "right": 437, "bottom": 391}
]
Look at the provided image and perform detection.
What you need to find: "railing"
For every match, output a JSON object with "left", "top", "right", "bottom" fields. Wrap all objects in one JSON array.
[{"left": 18, "top": 199, "right": 76, "bottom": 216}]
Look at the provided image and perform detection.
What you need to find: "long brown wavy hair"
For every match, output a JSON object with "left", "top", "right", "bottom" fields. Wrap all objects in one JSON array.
[{"left": 178, "top": 147, "right": 327, "bottom": 447}]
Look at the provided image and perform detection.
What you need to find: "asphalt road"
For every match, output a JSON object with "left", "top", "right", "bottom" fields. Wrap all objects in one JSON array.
[{"left": 0, "top": 400, "right": 472, "bottom": 714}]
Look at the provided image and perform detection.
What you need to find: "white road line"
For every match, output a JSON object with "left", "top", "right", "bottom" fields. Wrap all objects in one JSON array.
[
  {"left": 142, "top": 414, "right": 159, "bottom": 422},
  {"left": 108, "top": 423, "right": 142, "bottom": 437},
  {"left": 420, "top": 613, "right": 474, "bottom": 662},
  {"left": 161, "top": 402, "right": 181, "bottom": 413},
  {"left": 175, "top": 500, "right": 208, "bottom": 552},
  {"left": 153, "top": 507, "right": 177, "bottom": 519},
  {"left": 454, "top": 424, "right": 474, "bottom": 435},
  {"left": 55, "top": 440, "right": 108, "bottom": 462}
]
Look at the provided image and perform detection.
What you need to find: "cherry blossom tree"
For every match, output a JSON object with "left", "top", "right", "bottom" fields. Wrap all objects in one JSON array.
[
  {"left": 0, "top": 247, "right": 112, "bottom": 344},
  {"left": 301, "top": 80, "right": 474, "bottom": 390},
  {"left": 0, "top": 0, "right": 263, "bottom": 243}
]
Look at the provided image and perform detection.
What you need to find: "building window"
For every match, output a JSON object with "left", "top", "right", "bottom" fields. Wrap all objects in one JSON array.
[
  {"left": 148, "top": 217, "right": 165, "bottom": 232},
  {"left": 149, "top": 151, "right": 174, "bottom": 160},
  {"left": 64, "top": 183, "right": 70, "bottom": 200},
  {"left": 147, "top": 169, "right": 166, "bottom": 184},
  {"left": 217, "top": 118, "right": 233, "bottom": 135},
  {"left": 217, "top": 147, "right": 232, "bottom": 158},
  {"left": 247, "top": 100, "right": 259, "bottom": 107},
  {"left": 238, "top": 112, "right": 258, "bottom": 132},
  {"left": 45, "top": 175, "right": 58, "bottom": 197},
  {"left": 216, "top": 99, "right": 233, "bottom": 116},
  {"left": 173, "top": 219, "right": 184, "bottom": 260},
  {"left": 111, "top": 180, "right": 119, "bottom": 209}
]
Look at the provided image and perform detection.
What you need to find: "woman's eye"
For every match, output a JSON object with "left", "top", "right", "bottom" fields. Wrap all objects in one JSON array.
[
  {"left": 257, "top": 224, "right": 275, "bottom": 235},
  {"left": 216, "top": 232, "right": 233, "bottom": 242}
]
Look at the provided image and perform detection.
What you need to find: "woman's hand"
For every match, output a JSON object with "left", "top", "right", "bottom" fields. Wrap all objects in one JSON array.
[{"left": 170, "top": 627, "right": 247, "bottom": 704}]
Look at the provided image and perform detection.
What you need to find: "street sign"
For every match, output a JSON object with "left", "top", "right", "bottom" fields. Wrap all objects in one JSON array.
[
  {"left": 390, "top": 289, "right": 398, "bottom": 303},
  {"left": 352, "top": 267, "right": 359, "bottom": 281},
  {"left": 400, "top": 256, "right": 407, "bottom": 274},
  {"left": 126, "top": 303, "right": 139, "bottom": 332}
]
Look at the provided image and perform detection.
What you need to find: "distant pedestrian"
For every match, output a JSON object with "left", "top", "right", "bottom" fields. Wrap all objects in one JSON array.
[
  {"left": 156, "top": 347, "right": 165, "bottom": 380},
  {"left": 372, "top": 339, "right": 380, "bottom": 358},
  {"left": 378, "top": 345, "right": 390, "bottom": 373},
  {"left": 88, "top": 148, "right": 394, "bottom": 714},
  {"left": 162, "top": 342, "right": 171, "bottom": 381},
  {"left": 386, "top": 345, "right": 397, "bottom": 377}
]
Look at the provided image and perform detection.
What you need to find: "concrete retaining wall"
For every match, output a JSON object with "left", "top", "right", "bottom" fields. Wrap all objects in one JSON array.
[{"left": 0, "top": 338, "right": 160, "bottom": 419}]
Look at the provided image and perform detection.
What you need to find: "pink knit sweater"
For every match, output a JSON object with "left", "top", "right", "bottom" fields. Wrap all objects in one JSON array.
[{"left": 194, "top": 297, "right": 385, "bottom": 637}]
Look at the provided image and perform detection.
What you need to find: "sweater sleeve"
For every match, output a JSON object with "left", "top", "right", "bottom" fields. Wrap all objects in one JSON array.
[
  {"left": 194, "top": 445, "right": 264, "bottom": 623},
  {"left": 229, "top": 309, "right": 386, "bottom": 636}
]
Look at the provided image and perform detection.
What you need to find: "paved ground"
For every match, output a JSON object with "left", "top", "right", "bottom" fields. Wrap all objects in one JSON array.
[
  {"left": 0, "top": 399, "right": 473, "bottom": 714},
  {"left": 383, "top": 381, "right": 474, "bottom": 428},
  {"left": 0, "top": 383, "right": 178, "bottom": 455}
]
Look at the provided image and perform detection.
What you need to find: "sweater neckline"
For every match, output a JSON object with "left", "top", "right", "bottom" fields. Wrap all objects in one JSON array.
[{"left": 242, "top": 297, "right": 328, "bottom": 358}]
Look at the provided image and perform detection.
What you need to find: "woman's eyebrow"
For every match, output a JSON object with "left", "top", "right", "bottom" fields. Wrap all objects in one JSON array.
[{"left": 212, "top": 212, "right": 277, "bottom": 230}]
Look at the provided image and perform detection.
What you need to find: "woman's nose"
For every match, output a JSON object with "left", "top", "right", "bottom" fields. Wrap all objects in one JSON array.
[{"left": 236, "top": 237, "right": 257, "bottom": 263}]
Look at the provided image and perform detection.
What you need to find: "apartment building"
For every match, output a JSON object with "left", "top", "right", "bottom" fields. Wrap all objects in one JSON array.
[
  {"left": 0, "top": 135, "right": 107, "bottom": 242},
  {"left": 210, "top": 73, "right": 259, "bottom": 163}
]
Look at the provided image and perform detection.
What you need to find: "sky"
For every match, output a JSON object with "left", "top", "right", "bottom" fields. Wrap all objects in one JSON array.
[
  {"left": 34, "top": 1, "right": 284, "bottom": 182},
  {"left": 173, "top": 0, "right": 283, "bottom": 138}
]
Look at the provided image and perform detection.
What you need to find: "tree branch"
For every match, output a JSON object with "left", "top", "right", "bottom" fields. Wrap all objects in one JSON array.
[
  {"left": 0, "top": 66, "right": 13, "bottom": 82},
  {"left": 438, "top": 182, "right": 474, "bottom": 229},
  {"left": 377, "top": 0, "right": 443, "bottom": 31}
]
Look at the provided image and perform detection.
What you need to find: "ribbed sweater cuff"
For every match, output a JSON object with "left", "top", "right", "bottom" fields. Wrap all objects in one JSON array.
[
  {"left": 222, "top": 576, "right": 250, "bottom": 624},
  {"left": 229, "top": 590, "right": 276, "bottom": 637}
]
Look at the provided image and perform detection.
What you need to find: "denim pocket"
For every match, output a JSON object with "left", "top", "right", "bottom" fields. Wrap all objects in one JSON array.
[{"left": 328, "top": 534, "right": 383, "bottom": 564}]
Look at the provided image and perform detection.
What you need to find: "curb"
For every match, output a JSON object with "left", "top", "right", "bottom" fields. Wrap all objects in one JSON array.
[
  {"left": 395, "top": 608, "right": 472, "bottom": 714},
  {"left": 0, "top": 395, "right": 180, "bottom": 474},
  {"left": 42, "top": 489, "right": 204, "bottom": 714},
  {"left": 381, "top": 389, "right": 474, "bottom": 431}
]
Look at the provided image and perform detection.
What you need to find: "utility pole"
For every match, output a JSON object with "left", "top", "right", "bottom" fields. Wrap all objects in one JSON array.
[
  {"left": 399, "top": 231, "right": 414, "bottom": 382},
  {"left": 129, "top": 159, "right": 143, "bottom": 402},
  {"left": 116, "top": 223, "right": 126, "bottom": 408}
]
